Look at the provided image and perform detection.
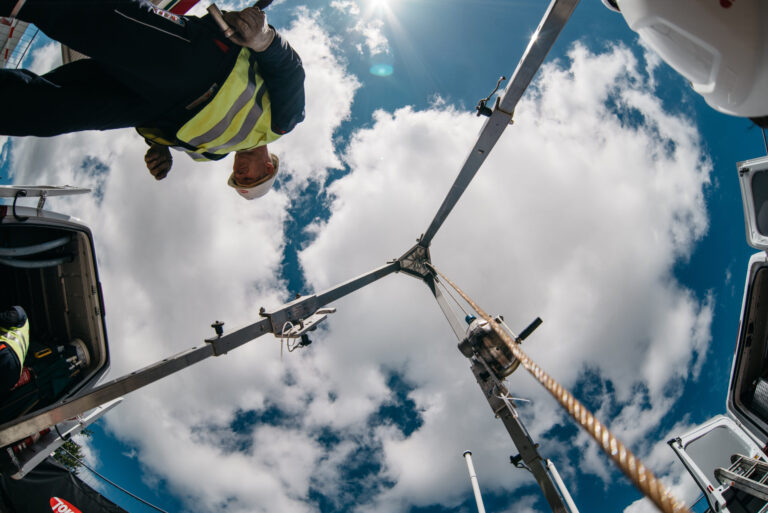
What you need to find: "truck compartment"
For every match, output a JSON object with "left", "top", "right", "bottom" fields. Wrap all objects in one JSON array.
[
  {"left": 732, "top": 264, "right": 768, "bottom": 441},
  {"left": 0, "top": 222, "right": 108, "bottom": 424}
]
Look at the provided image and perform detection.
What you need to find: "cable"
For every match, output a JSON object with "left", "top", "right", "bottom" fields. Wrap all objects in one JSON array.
[
  {"left": 280, "top": 321, "right": 294, "bottom": 358},
  {"left": 57, "top": 446, "right": 168, "bottom": 513},
  {"left": 436, "top": 277, "right": 471, "bottom": 318},
  {"left": 426, "top": 263, "right": 471, "bottom": 318},
  {"left": 762, "top": 128, "right": 767, "bottom": 156},
  {"left": 280, "top": 321, "right": 306, "bottom": 354},
  {"left": 429, "top": 264, "right": 691, "bottom": 513},
  {"left": 14, "top": 27, "right": 38, "bottom": 70}
]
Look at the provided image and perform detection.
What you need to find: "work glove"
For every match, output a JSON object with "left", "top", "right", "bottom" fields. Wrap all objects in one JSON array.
[
  {"left": 144, "top": 144, "right": 172, "bottom": 180},
  {"left": 222, "top": 7, "right": 275, "bottom": 52}
]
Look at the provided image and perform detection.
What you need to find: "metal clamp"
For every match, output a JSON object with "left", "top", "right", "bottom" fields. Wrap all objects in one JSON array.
[
  {"left": 36, "top": 190, "right": 47, "bottom": 216},
  {"left": 476, "top": 76, "right": 506, "bottom": 117},
  {"left": 278, "top": 308, "right": 336, "bottom": 338},
  {"left": 475, "top": 77, "right": 514, "bottom": 124}
]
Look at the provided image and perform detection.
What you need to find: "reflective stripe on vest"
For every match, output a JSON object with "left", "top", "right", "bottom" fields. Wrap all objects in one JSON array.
[
  {"left": 175, "top": 47, "right": 282, "bottom": 160},
  {"left": 0, "top": 320, "right": 29, "bottom": 375}
]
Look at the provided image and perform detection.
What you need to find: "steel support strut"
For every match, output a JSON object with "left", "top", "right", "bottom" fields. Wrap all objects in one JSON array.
[
  {"left": 469, "top": 359, "right": 570, "bottom": 513},
  {"left": 420, "top": 0, "right": 580, "bottom": 247},
  {"left": 430, "top": 275, "right": 467, "bottom": 340},
  {"left": 0, "top": 262, "right": 400, "bottom": 447}
]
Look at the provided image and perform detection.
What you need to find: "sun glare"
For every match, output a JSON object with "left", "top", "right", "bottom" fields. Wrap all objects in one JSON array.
[{"left": 368, "top": 0, "right": 400, "bottom": 11}]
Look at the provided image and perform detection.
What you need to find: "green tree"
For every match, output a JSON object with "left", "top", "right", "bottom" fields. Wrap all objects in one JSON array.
[{"left": 53, "top": 428, "right": 92, "bottom": 473}]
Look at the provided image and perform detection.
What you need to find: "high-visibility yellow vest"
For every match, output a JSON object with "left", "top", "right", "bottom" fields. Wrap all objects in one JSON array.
[
  {"left": 138, "top": 47, "right": 282, "bottom": 161},
  {"left": 0, "top": 319, "right": 29, "bottom": 376}
]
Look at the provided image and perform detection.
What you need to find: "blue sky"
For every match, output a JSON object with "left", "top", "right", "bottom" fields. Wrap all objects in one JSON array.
[{"left": 2, "top": 1, "right": 767, "bottom": 512}]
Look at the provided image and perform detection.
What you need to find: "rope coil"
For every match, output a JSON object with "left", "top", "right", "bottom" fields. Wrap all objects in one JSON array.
[{"left": 428, "top": 264, "right": 690, "bottom": 513}]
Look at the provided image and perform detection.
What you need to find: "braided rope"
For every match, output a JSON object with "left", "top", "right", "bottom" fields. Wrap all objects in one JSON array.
[{"left": 430, "top": 266, "right": 690, "bottom": 513}]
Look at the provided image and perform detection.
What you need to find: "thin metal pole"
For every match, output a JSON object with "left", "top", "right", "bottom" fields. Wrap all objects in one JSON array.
[
  {"left": 463, "top": 451, "right": 487, "bottom": 513},
  {"left": 420, "top": 0, "right": 580, "bottom": 246},
  {"left": 546, "top": 459, "right": 580, "bottom": 513}
]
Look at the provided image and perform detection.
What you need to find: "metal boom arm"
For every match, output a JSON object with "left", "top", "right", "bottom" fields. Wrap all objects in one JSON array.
[
  {"left": 0, "top": 262, "right": 400, "bottom": 447},
  {"left": 420, "top": 0, "right": 580, "bottom": 247}
]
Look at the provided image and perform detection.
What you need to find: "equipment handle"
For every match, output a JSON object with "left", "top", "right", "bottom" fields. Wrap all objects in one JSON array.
[{"left": 207, "top": 4, "right": 235, "bottom": 38}]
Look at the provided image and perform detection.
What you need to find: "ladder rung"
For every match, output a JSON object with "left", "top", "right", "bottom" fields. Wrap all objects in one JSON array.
[
  {"left": 716, "top": 467, "right": 768, "bottom": 501},
  {"left": 731, "top": 454, "right": 768, "bottom": 475}
]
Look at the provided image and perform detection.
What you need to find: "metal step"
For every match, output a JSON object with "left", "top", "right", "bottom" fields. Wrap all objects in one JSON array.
[{"left": 715, "top": 454, "right": 768, "bottom": 501}]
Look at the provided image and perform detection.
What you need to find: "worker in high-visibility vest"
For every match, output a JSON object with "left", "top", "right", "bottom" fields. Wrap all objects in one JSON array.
[
  {"left": 0, "top": 0, "right": 305, "bottom": 200},
  {"left": 0, "top": 306, "right": 28, "bottom": 398}
]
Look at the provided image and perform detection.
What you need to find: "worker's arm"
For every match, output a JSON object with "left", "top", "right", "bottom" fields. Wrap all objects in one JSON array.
[
  {"left": 251, "top": 29, "right": 306, "bottom": 135},
  {"left": 223, "top": 8, "right": 306, "bottom": 135}
]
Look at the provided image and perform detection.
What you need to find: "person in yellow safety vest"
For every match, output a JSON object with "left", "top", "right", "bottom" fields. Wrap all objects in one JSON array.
[
  {"left": 141, "top": 7, "right": 302, "bottom": 200},
  {"left": 0, "top": 306, "right": 28, "bottom": 400},
  {"left": 0, "top": 1, "right": 305, "bottom": 201}
]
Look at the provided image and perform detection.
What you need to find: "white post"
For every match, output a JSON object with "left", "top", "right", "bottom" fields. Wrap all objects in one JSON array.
[
  {"left": 463, "top": 451, "right": 487, "bottom": 513},
  {"left": 546, "top": 459, "right": 580, "bottom": 513}
]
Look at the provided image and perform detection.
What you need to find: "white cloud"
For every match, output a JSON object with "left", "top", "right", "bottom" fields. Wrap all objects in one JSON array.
[
  {"left": 353, "top": 18, "right": 389, "bottom": 56},
  {"left": 638, "top": 37, "right": 663, "bottom": 91},
  {"left": 299, "top": 41, "right": 712, "bottom": 511},
  {"left": 272, "top": 9, "right": 361, "bottom": 190},
  {"left": 331, "top": 0, "right": 361, "bottom": 16},
  {"left": 2, "top": 13, "right": 713, "bottom": 513},
  {"left": 329, "top": 0, "right": 390, "bottom": 56},
  {"left": 25, "top": 41, "right": 60, "bottom": 74},
  {"left": 68, "top": 432, "right": 105, "bottom": 493}
]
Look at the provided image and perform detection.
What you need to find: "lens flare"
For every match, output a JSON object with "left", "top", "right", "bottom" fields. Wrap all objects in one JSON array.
[{"left": 369, "top": 63, "right": 394, "bottom": 76}]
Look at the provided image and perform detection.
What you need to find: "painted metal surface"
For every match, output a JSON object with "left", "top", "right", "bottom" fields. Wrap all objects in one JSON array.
[{"left": 0, "top": 18, "right": 32, "bottom": 69}]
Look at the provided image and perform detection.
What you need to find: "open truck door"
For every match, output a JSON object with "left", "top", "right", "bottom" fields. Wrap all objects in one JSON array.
[
  {"left": 668, "top": 156, "right": 768, "bottom": 513},
  {"left": 0, "top": 186, "right": 119, "bottom": 479}
]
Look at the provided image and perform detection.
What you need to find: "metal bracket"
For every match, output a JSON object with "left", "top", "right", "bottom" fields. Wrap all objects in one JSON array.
[
  {"left": 476, "top": 84, "right": 514, "bottom": 125},
  {"left": 476, "top": 76, "right": 507, "bottom": 117},
  {"left": 278, "top": 308, "right": 336, "bottom": 338},
  {"left": 36, "top": 190, "right": 47, "bottom": 215},
  {"left": 493, "top": 97, "right": 515, "bottom": 123},
  {"left": 259, "top": 294, "right": 321, "bottom": 334},
  {"left": 396, "top": 243, "right": 432, "bottom": 280}
]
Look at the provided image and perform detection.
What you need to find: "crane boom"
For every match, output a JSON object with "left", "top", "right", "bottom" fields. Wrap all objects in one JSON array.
[{"left": 0, "top": 262, "right": 400, "bottom": 447}]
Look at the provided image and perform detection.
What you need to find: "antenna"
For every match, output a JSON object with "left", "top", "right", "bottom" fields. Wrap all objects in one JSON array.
[
  {"left": 546, "top": 460, "right": 580, "bottom": 513},
  {"left": 463, "top": 451, "right": 487, "bottom": 513}
]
